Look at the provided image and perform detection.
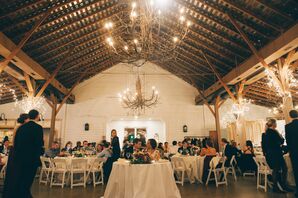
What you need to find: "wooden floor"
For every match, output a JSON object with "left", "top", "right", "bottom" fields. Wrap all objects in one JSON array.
[{"left": 28, "top": 176, "right": 296, "bottom": 198}]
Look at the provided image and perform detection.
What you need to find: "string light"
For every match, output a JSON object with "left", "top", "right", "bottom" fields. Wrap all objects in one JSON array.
[{"left": 15, "top": 95, "right": 46, "bottom": 114}]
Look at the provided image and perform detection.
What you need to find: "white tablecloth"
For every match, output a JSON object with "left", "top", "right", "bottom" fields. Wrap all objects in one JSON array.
[
  {"left": 55, "top": 156, "right": 98, "bottom": 169},
  {"left": 104, "top": 160, "right": 181, "bottom": 198},
  {"left": 171, "top": 155, "right": 206, "bottom": 183}
]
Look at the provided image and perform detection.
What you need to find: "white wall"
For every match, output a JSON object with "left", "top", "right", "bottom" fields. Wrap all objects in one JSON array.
[
  {"left": 62, "top": 62, "right": 215, "bottom": 144},
  {"left": 0, "top": 62, "right": 274, "bottom": 145}
]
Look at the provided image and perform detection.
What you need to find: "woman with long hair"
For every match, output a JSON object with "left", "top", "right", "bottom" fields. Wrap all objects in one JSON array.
[
  {"left": 3, "top": 113, "right": 29, "bottom": 198},
  {"left": 146, "top": 139, "right": 160, "bottom": 161},
  {"left": 103, "top": 129, "right": 121, "bottom": 183}
]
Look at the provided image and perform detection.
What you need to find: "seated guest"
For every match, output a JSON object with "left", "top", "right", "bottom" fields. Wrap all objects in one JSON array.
[
  {"left": 178, "top": 141, "right": 192, "bottom": 155},
  {"left": 96, "top": 143, "right": 103, "bottom": 154},
  {"left": 45, "top": 141, "right": 60, "bottom": 158},
  {"left": 61, "top": 141, "right": 73, "bottom": 154},
  {"left": 73, "top": 141, "right": 82, "bottom": 151},
  {"left": 124, "top": 138, "right": 142, "bottom": 159},
  {"left": 146, "top": 139, "right": 160, "bottom": 161},
  {"left": 81, "top": 140, "right": 88, "bottom": 151},
  {"left": 243, "top": 140, "right": 254, "bottom": 155},
  {"left": 200, "top": 138, "right": 217, "bottom": 156},
  {"left": 178, "top": 141, "right": 182, "bottom": 148},
  {"left": 158, "top": 142, "right": 164, "bottom": 158},
  {"left": 164, "top": 142, "right": 170, "bottom": 153},
  {"left": 0, "top": 139, "right": 10, "bottom": 156},
  {"left": 170, "top": 141, "right": 179, "bottom": 154},
  {"left": 230, "top": 140, "right": 242, "bottom": 158},
  {"left": 97, "top": 142, "right": 112, "bottom": 162}
]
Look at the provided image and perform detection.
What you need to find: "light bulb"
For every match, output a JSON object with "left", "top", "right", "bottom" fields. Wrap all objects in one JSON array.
[
  {"left": 186, "top": 21, "right": 192, "bottom": 27},
  {"left": 179, "top": 16, "right": 185, "bottom": 22},
  {"left": 133, "top": 39, "right": 138, "bottom": 44},
  {"left": 124, "top": 45, "right": 128, "bottom": 50},
  {"left": 132, "top": 2, "right": 137, "bottom": 8},
  {"left": 173, "top": 37, "right": 178, "bottom": 43},
  {"left": 179, "top": 8, "right": 184, "bottom": 14}
]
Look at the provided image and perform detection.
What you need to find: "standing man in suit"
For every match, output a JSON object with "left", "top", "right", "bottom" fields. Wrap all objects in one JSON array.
[
  {"left": 12, "top": 109, "right": 44, "bottom": 198},
  {"left": 285, "top": 110, "right": 298, "bottom": 197}
]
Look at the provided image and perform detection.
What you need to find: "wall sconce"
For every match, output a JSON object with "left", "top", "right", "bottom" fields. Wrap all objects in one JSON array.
[
  {"left": 183, "top": 125, "right": 188, "bottom": 133},
  {"left": 84, "top": 123, "right": 89, "bottom": 131}
]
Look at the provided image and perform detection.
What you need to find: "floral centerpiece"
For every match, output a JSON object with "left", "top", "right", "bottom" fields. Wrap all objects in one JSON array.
[
  {"left": 130, "top": 151, "right": 152, "bottom": 164},
  {"left": 72, "top": 150, "right": 86, "bottom": 158}
]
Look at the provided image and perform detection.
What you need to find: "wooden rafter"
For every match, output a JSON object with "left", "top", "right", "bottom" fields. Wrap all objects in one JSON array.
[
  {"left": 56, "top": 71, "right": 87, "bottom": 114},
  {"left": 221, "top": 0, "right": 281, "bottom": 32},
  {"left": 0, "top": 5, "right": 54, "bottom": 73},
  {"left": 200, "top": 50, "right": 237, "bottom": 102},
  {"left": 24, "top": 73, "right": 34, "bottom": 96},
  {"left": 36, "top": 47, "right": 75, "bottom": 97}
]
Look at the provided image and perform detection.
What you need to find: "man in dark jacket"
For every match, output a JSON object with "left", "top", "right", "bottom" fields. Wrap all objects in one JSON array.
[
  {"left": 285, "top": 110, "right": 298, "bottom": 197},
  {"left": 12, "top": 109, "right": 44, "bottom": 198}
]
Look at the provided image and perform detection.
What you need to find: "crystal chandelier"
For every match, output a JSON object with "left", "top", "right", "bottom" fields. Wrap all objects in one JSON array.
[
  {"left": 265, "top": 66, "right": 297, "bottom": 97},
  {"left": 105, "top": 0, "right": 191, "bottom": 67},
  {"left": 15, "top": 95, "right": 47, "bottom": 114},
  {"left": 118, "top": 72, "right": 159, "bottom": 115},
  {"left": 231, "top": 98, "right": 251, "bottom": 116}
]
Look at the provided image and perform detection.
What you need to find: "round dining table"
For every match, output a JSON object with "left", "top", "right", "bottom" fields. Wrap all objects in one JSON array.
[{"left": 104, "top": 160, "right": 181, "bottom": 198}]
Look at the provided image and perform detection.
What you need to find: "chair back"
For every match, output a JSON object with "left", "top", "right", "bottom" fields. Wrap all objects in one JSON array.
[
  {"left": 40, "top": 156, "right": 53, "bottom": 169},
  {"left": 52, "top": 158, "right": 68, "bottom": 170},
  {"left": 210, "top": 156, "right": 225, "bottom": 169},
  {"left": 171, "top": 157, "right": 185, "bottom": 170},
  {"left": 0, "top": 161, "right": 7, "bottom": 179},
  {"left": 71, "top": 158, "right": 88, "bottom": 171},
  {"left": 253, "top": 156, "right": 270, "bottom": 172},
  {"left": 229, "top": 155, "right": 236, "bottom": 166},
  {"left": 90, "top": 158, "right": 104, "bottom": 170}
]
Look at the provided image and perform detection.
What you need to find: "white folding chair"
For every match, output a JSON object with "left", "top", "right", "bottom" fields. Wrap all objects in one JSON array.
[
  {"left": 50, "top": 158, "right": 68, "bottom": 188},
  {"left": 226, "top": 155, "right": 237, "bottom": 181},
  {"left": 206, "top": 156, "right": 228, "bottom": 187},
  {"left": 0, "top": 161, "right": 8, "bottom": 180},
  {"left": 39, "top": 157, "right": 53, "bottom": 185},
  {"left": 87, "top": 158, "right": 104, "bottom": 187},
  {"left": 171, "top": 157, "right": 187, "bottom": 186},
  {"left": 70, "top": 158, "right": 88, "bottom": 188},
  {"left": 254, "top": 156, "right": 272, "bottom": 192}
]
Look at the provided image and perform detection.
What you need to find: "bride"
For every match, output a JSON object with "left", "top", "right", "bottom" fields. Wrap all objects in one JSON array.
[{"left": 146, "top": 139, "right": 160, "bottom": 161}]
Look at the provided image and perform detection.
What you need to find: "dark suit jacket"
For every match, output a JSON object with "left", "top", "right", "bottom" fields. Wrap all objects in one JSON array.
[
  {"left": 14, "top": 121, "right": 44, "bottom": 167},
  {"left": 111, "top": 136, "right": 120, "bottom": 161},
  {"left": 285, "top": 119, "right": 298, "bottom": 156},
  {"left": 262, "top": 128, "right": 284, "bottom": 168}
]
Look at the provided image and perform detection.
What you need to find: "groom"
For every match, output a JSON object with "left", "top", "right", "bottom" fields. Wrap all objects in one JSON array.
[{"left": 13, "top": 109, "right": 44, "bottom": 198}]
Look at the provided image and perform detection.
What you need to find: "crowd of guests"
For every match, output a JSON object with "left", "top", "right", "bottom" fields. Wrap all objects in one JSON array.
[{"left": 1, "top": 108, "right": 298, "bottom": 197}]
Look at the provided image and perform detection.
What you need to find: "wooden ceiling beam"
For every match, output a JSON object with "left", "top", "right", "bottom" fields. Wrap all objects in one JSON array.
[
  {"left": 0, "top": 0, "right": 45, "bottom": 20},
  {"left": 171, "top": 7, "right": 250, "bottom": 54},
  {"left": 199, "top": 23, "right": 298, "bottom": 102},
  {"left": 36, "top": 47, "right": 75, "bottom": 97},
  {"left": 5, "top": 72, "right": 28, "bottom": 95},
  {"left": 24, "top": 73, "right": 34, "bottom": 96},
  {"left": 24, "top": 2, "right": 123, "bottom": 47},
  {"left": 165, "top": 11, "right": 248, "bottom": 60},
  {"left": 0, "top": 6, "right": 54, "bottom": 73},
  {"left": 175, "top": 0, "right": 240, "bottom": 37},
  {"left": 221, "top": 0, "right": 281, "bottom": 32},
  {"left": 56, "top": 75, "right": 82, "bottom": 114},
  {"left": 227, "top": 14, "right": 283, "bottom": 89},
  {"left": 0, "top": 32, "right": 75, "bottom": 102},
  {"left": 201, "top": 50, "right": 237, "bottom": 102},
  {"left": 254, "top": 0, "right": 294, "bottom": 21},
  {"left": 194, "top": 0, "right": 273, "bottom": 39}
]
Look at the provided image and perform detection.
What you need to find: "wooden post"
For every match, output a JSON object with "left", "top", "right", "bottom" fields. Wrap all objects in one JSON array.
[
  {"left": 49, "top": 93, "right": 57, "bottom": 147},
  {"left": 214, "top": 96, "right": 222, "bottom": 151}
]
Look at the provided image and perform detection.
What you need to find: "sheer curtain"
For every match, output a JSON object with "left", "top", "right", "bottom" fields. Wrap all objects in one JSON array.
[{"left": 227, "top": 120, "right": 266, "bottom": 147}]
